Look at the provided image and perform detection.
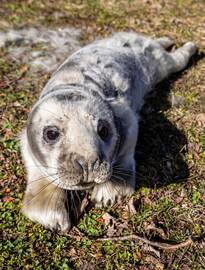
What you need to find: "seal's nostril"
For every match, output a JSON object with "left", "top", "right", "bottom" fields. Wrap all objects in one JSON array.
[
  {"left": 73, "top": 160, "right": 83, "bottom": 172},
  {"left": 90, "top": 158, "right": 99, "bottom": 171},
  {"left": 77, "top": 158, "right": 84, "bottom": 168},
  {"left": 73, "top": 156, "right": 87, "bottom": 172}
]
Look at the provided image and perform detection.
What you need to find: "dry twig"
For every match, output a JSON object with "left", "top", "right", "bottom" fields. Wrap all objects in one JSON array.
[{"left": 97, "top": 234, "right": 193, "bottom": 251}]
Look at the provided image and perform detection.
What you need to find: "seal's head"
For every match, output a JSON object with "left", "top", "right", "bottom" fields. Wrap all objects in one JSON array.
[{"left": 26, "top": 86, "right": 119, "bottom": 190}]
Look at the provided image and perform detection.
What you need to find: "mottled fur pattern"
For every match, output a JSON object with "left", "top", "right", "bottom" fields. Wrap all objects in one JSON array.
[{"left": 21, "top": 32, "right": 197, "bottom": 231}]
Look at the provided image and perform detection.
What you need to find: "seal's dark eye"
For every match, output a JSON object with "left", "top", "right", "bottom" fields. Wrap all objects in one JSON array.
[
  {"left": 43, "top": 126, "right": 60, "bottom": 143},
  {"left": 97, "top": 120, "right": 110, "bottom": 141}
]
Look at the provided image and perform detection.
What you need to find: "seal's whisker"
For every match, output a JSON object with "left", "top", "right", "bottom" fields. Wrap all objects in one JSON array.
[
  {"left": 24, "top": 175, "right": 64, "bottom": 206},
  {"left": 112, "top": 172, "right": 127, "bottom": 182},
  {"left": 113, "top": 165, "right": 133, "bottom": 173},
  {"left": 27, "top": 174, "right": 59, "bottom": 186},
  {"left": 112, "top": 174, "right": 126, "bottom": 188},
  {"left": 73, "top": 191, "right": 80, "bottom": 220},
  {"left": 112, "top": 169, "right": 133, "bottom": 176},
  {"left": 111, "top": 178, "right": 126, "bottom": 196},
  {"left": 65, "top": 189, "right": 69, "bottom": 213},
  {"left": 70, "top": 191, "right": 79, "bottom": 221},
  {"left": 26, "top": 165, "right": 60, "bottom": 170},
  {"left": 105, "top": 180, "right": 121, "bottom": 204},
  {"left": 31, "top": 159, "right": 65, "bottom": 186},
  {"left": 104, "top": 182, "right": 112, "bottom": 201},
  {"left": 108, "top": 181, "right": 119, "bottom": 200},
  {"left": 74, "top": 190, "right": 82, "bottom": 206},
  {"left": 45, "top": 182, "right": 60, "bottom": 226},
  {"left": 25, "top": 180, "right": 58, "bottom": 207},
  {"left": 113, "top": 167, "right": 133, "bottom": 173},
  {"left": 53, "top": 185, "right": 64, "bottom": 231},
  {"left": 111, "top": 180, "right": 125, "bottom": 193},
  {"left": 112, "top": 175, "right": 126, "bottom": 187},
  {"left": 27, "top": 172, "right": 66, "bottom": 186},
  {"left": 74, "top": 194, "right": 80, "bottom": 221},
  {"left": 113, "top": 166, "right": 133, "bottom": 173}
]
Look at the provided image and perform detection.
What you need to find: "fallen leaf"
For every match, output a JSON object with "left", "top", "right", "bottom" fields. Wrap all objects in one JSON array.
[
  {"left": 96, "top": 217, "right": 105, "bottom": 223},
  {"left": 142, "top": 243, "right": 160, "bottom": 258},
  {"left": 145, "top": 255, "right": 164, "bottom": 270},
  {"left": 4, "top": 130, "right": 13, "bottom": 140},
  {"left": 145, "top": 222, "right": 166, "bottom": 239},
  {"left": 196, "top": 113, "right": 205, "bottom": 127},
  {"left": 20, "top": 64, "right": 28, "bottom": 75},
  {"left": 122, "top": 197, "right": 140, "bottom": 219},
  {"left": 80, "top": 195, "right": 89, "bottom": 214},
  {"left": 102, "top": 213, "right": 117, "bottom": 237},
  {"left": 142, "top": 196, "right": 152, "bottom": 207},
  {"left": 3, "top": 196, "right": 14, "bottom": 202},
  {"left": 128, "top": 197, "right": 137, "bottom": 215},
  {"left": 102, "top": 213, "right": 115, "bottom": 226},
  {"left": 182, "top": 266, "right": 192, "bottom": 270}
]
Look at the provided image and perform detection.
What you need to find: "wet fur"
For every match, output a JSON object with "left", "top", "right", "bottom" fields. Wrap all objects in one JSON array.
[{"left": 21, "top": 32, "right": 197, "bottom": 231}]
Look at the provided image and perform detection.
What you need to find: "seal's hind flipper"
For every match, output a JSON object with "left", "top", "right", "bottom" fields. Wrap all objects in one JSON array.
[{"left": 156, "top": 37, "right": 175, "bottom": 49}]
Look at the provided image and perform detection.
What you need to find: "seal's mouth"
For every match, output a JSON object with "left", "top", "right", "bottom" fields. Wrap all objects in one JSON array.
[
  {"left": 64, "top": 172, "right": 112, "bottom": 190},
  {"left": 56, "top": 159, "right": 112, "bottom": 190},
  {"left": 77, "top": 182, "right": 95, "bottom": 190},
  {"left": 59, "top": 181, "right": 95, "bottom": 191},
  {"left": 53, "top": 170, "right": 112, "bottom": 190}
]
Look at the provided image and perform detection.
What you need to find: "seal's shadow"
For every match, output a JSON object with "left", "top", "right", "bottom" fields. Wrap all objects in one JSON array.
[{"left": 135, "top": 52, "right": 203, "bottom": 189}]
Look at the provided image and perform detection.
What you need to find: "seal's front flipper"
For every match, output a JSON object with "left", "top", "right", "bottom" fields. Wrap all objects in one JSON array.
[
  {"left": 91, "top": 159, "right": 136, "bottom": 208},
  {"left": 22, "top": 178, "right": 71, "bottom": 232}
]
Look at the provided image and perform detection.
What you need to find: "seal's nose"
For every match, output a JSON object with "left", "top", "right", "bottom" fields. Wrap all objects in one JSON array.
[
  {"left": 74, "top": 154, "right": 103, "bottom": 173},
  {"left": 73, "top": 155, "right": 87, "bottom": 173}
]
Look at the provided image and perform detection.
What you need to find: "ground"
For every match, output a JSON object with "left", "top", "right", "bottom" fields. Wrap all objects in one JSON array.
[{"left": 0, "top": 0, "right": 205, "bottom": 269}]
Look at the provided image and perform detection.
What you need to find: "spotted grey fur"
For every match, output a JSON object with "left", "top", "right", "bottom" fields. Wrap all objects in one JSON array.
[{"left": 21, "top": 32, "right": 197, "bottom": 231}]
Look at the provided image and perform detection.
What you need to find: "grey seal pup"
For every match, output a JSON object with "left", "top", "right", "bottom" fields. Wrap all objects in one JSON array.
[{"left": 21, "top": 32, "right": 197, "bottom": 231}]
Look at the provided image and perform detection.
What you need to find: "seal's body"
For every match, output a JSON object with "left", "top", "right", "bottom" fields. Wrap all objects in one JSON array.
[{"left": 21, "top": 32, "right": 196, "bottom": 231}]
